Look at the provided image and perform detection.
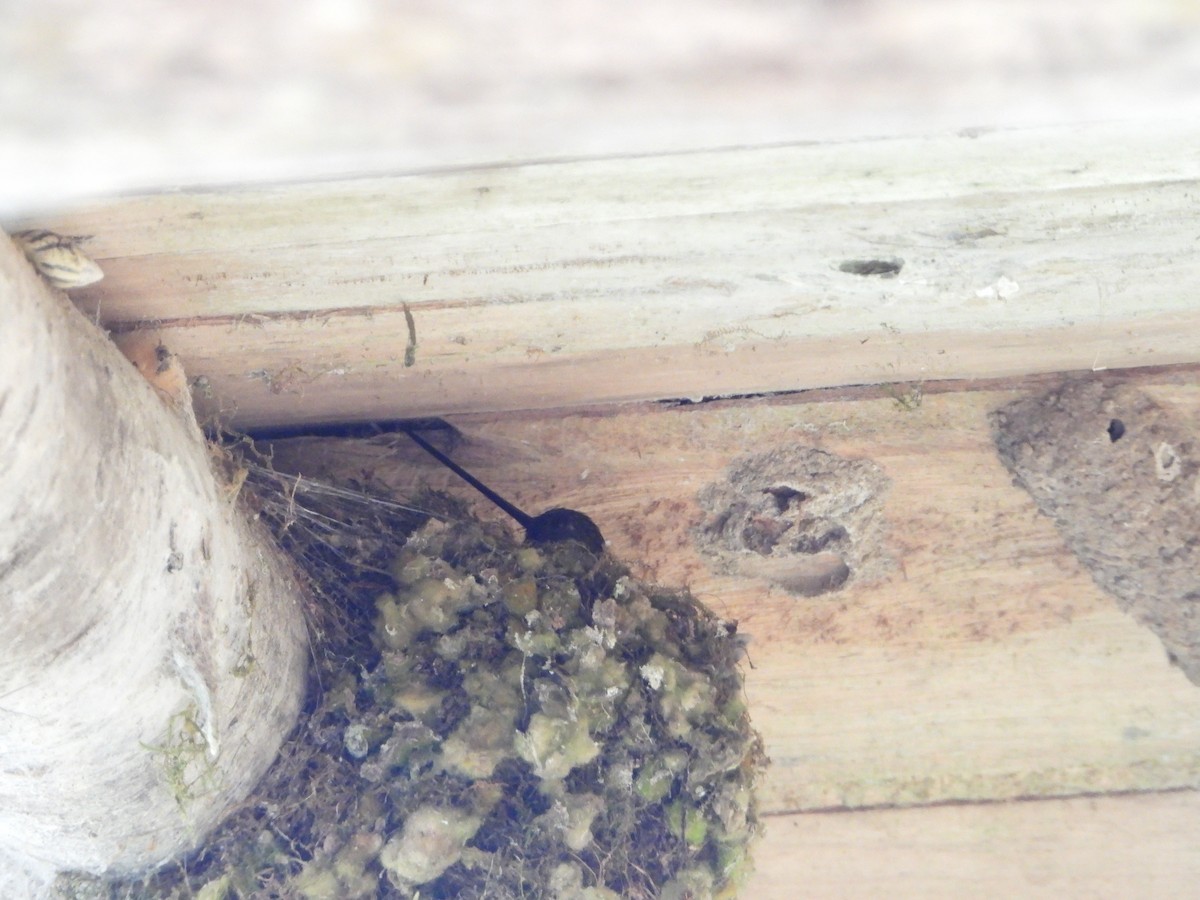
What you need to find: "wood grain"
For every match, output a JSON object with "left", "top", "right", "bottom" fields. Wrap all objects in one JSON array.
[
  {"left": 268, "top": 375, "right": 1200, "bottom": 819},
  {"left": 262, "top": 375, "right": 1200, "bottom": 890},
  {"left": 747, "top": 791, "right": 1200, "bottom": 898},
  {"left": 13, "top": 121, "right": 1200, "bottom": 429},
  {"left": 5, "top": 1, "right": 1200, "bottom": 215}
]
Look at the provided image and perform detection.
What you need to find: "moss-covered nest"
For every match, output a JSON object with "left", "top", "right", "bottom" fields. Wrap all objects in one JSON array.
[{"left": 60, "top": 462, "right": 766, "bottom": 900}]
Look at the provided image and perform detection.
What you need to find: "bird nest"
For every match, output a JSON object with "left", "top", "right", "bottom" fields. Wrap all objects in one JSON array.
[{"left": 58, "top": 452, "right": 767, "bottom": 900}]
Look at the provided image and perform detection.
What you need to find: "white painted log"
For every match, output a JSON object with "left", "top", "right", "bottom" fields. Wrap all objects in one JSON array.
[{"left": 0, "top": 234, "right": 307, "bottom": 894}]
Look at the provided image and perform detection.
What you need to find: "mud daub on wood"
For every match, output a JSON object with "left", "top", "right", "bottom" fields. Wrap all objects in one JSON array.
[{"left": 991, "top": 377, "right": 1200, "bottom": 684}]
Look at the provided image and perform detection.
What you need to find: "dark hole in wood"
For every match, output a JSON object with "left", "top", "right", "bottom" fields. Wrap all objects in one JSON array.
[
  {"left": 838, "top": 258, "right": 903, "bottom": 277},
  {"left": 762, "top": 485, "right": 807, "bottom": 512},
  {"left": 1107, "top": 418, "right": 1125, "bottom": 442}
]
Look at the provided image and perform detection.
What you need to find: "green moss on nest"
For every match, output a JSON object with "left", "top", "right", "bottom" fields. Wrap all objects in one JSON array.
[{"left": 65, "top": 490, "right": 766, "bottom": 900}]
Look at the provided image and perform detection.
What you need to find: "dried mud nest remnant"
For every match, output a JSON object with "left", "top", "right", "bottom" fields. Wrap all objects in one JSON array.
[
  {"left": 992, "top": 378, "right": 1200, "bottom": 685},
  {"left": 76, "top": 494, "right": 766, "bottom": 900},
  {"left": 695, "top": 445, "right": 892, "bottom": 596}
]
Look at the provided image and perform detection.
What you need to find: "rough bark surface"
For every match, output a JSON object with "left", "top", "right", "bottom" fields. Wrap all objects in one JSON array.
[{"left": 0, "top": 235, "right": 307, "bottom": 893}]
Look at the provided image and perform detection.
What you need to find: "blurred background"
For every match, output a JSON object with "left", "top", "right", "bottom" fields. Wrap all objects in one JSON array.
[{"left": 2, "top": 0, "right": 1199, "bottom": 215}]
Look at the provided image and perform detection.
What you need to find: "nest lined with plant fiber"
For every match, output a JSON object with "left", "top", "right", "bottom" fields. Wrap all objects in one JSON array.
[{"left": 58, "top": 461, "right": 767, "bottom": 900}]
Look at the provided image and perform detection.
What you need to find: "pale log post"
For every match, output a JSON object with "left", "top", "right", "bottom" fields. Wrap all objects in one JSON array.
[{"left": 0, "top": 234, "right": 307, "bottom": 895}]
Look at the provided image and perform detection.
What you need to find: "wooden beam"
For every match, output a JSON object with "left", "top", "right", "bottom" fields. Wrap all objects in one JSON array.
[
  {"left": 5, "top": 1, "right": 1200, "bottom": 216},
  {"left": 747, "top": 791, "right": 1200, "bottom": 898},
  {"left": 263, "top": 372, "right": 1200, "bottom": 889},
  {"left": 16, "top": 120, "right": 1200, "bottom": 428},
  {"left": 266, "top": 374, "right": 1200, "bottom": 819}
]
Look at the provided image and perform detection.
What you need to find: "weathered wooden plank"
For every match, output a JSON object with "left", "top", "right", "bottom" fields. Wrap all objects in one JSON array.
[
  {"left": 267, "top": 373, "right": 1200, "bottom": 818},
  {"left": 118, "top": 309, "right": 1200, "bottom": 429},
  {"left": 746, "top": 791, "right": 1200, "bottom": 898},
  {"left": 5, "top": 1, "right": 1200, "bottom": 216},
  {"left": 12, "top": 121, "right": 1200, "bottom": 428}
]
